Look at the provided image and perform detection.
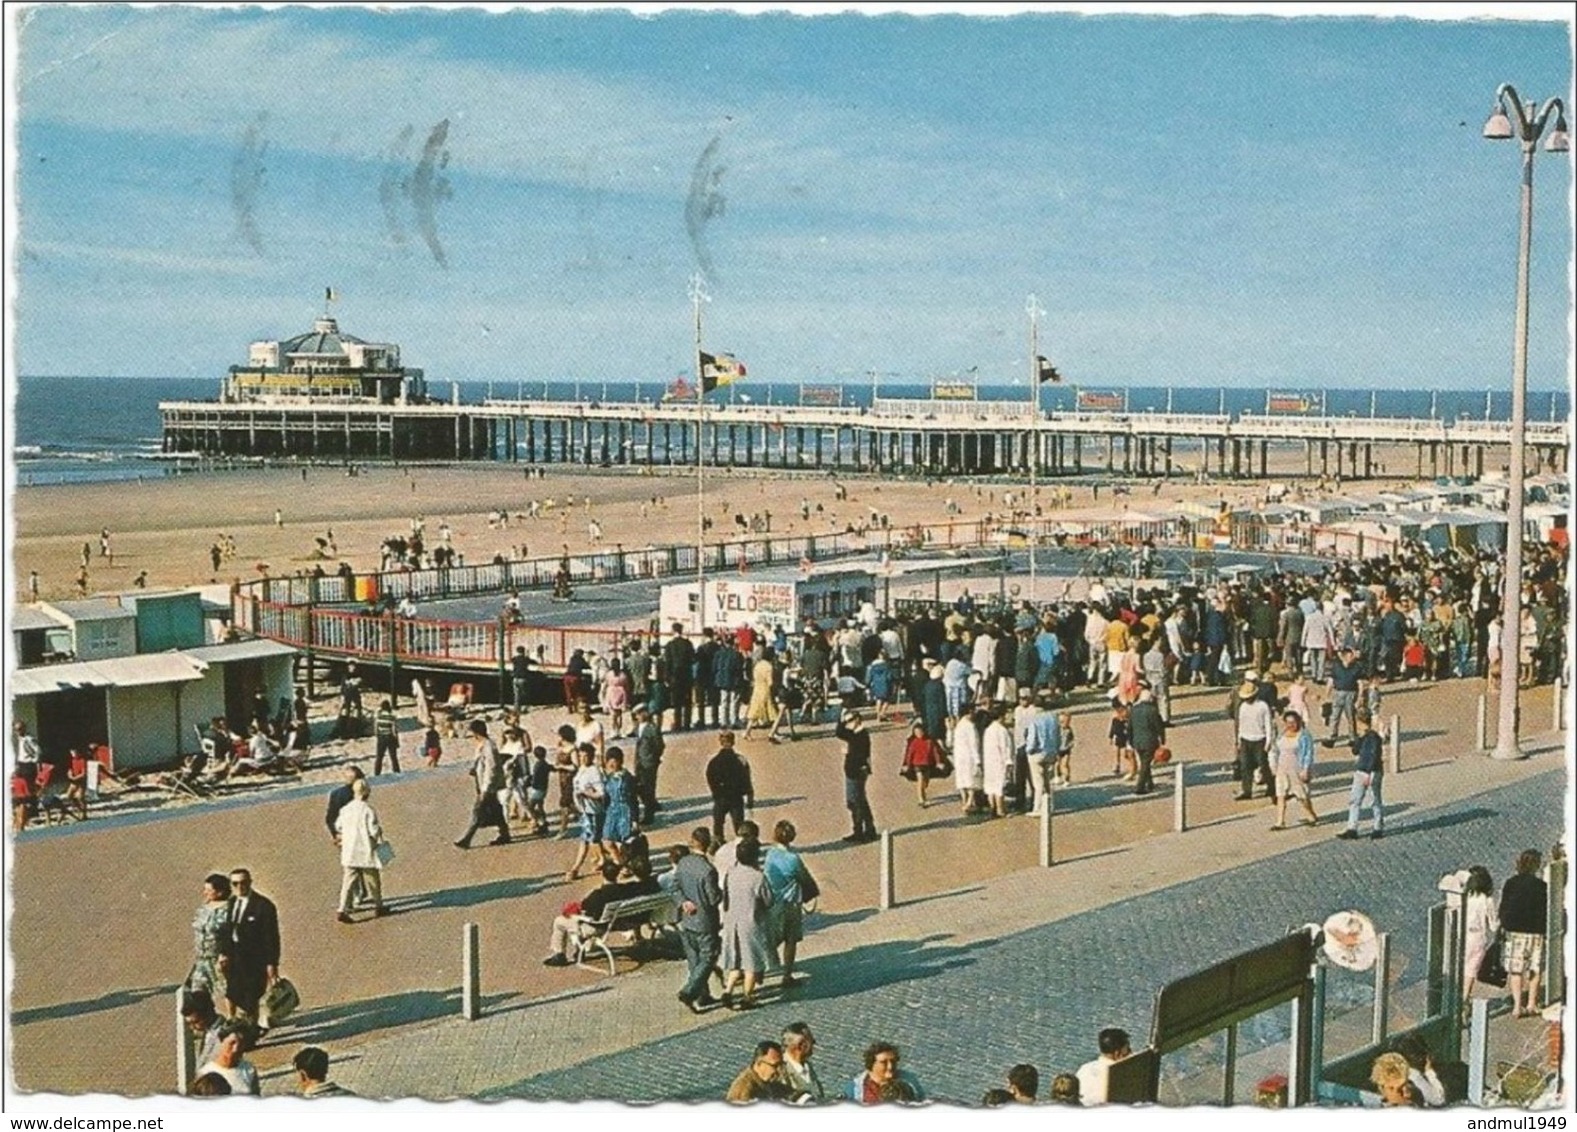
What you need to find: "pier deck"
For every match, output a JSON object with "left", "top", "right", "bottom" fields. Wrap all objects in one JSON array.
[{"left": 160, "top": 397, "right": 1570, "bottom": 480}]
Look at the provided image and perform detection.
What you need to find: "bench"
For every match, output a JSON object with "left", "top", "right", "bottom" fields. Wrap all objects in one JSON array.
[{"left": 569, "top": 891, "right": 679, "bottom": 976}]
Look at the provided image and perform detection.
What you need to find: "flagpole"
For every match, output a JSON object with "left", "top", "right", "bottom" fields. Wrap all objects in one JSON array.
[
  {"left": 690, "top": 274, "right": 710, "bottom": 633},
  {"left": 1026, "top": 294, "right": 1045, "bottom": 603}
]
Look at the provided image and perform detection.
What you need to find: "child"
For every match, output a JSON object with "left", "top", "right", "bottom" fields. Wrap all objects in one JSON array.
[
  {"left": 526, "top": 746, "right": 552, "bottom": 835},
  {"left": 867, "top": 655, "right": 895, "bottom": 723},
  {"left": 1055, "top": 711, "right": 1075, "bottom": 786},
  {"left": 501, "top": 727, "right": 529, "bottom": 821},
  {"left": 1108, "top": 702, "right": 1134, "bottom": 781},
  {"left": 1401, "top": 634, "right": 1427, "bottom": 683},
  {"left": 64, "top": 748, "right": 91, "bottom": 822},
  {"left": 900, "top": 720, "right": 948, "bottom": 807},
  {"left": 553, "top": 724, "right": 579, "bottom": 839},
  {"left": 423, "top": 723, "right": 443, "bottom": 768},
  {"left": 11, "top": 766, "right": 35, "bottom": 833},
  {"left": 1285, "top": 675, "right": 1311, "bottom": 726}
]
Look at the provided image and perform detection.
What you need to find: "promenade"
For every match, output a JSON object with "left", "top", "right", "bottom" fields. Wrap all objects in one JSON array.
[{"left": 8, "top": 672, "right": 1567, "bottom": 1101}]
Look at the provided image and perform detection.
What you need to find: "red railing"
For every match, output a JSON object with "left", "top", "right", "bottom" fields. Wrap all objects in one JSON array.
[{"left": 242, "top": 516, "right": 1343, "bottom": 671}]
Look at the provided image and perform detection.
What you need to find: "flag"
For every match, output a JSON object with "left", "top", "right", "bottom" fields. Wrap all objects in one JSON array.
[
  {"left": 1036, "top": 355, "right": 1062, "bottom": 384},
  {"left": 325, "top": 286, "right": 338, "bottom": 303},
  {"left": 700, "top": 351, "right": 747, "bottom": 393}
]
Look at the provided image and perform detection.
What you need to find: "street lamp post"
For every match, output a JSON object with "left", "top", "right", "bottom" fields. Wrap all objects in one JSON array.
[
  {"left": 1026, "top": 293, "right": 1046, "bottom": 602},
  {"left": 1482, "top": 84, "right": 1568, "bottom": 760}
]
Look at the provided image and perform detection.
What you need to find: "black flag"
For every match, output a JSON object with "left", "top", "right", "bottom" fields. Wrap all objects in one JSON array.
[{"left": 1036, "top": 355, "right": 1062, "bottom": 384}]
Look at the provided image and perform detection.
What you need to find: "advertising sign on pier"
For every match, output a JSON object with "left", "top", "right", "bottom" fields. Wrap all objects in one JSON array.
[
  {"left": 1077, "top": 389, "right": 1126, "bottom": 413},
  {"left": 1266, "top": 392, "right": 1323, "bottom": 415},
  {"left": 933, "top": 381, "right": 978, "bottom": 401}
]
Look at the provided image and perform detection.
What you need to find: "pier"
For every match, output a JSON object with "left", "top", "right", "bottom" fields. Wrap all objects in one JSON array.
[{"left": 159, "top": 396, "right": 1570, "bottom": 480}]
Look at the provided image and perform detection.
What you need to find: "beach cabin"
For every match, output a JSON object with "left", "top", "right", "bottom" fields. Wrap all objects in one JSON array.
[
  {"left": 10, "top": 651, "right": 207, "bottom": 772},
  {"left": 181, "top": 639, "right": 300, "bottom": 737},
  {"left": 9, "top": 591, "right": 298, "bottom": 771},
  {"left": 120, "top": 590, "right": 206, "bottom": 652},
  {"left": 37, "top": 599, "right": 137, "bottom": 662},
  {"left": 659, "top": 564, "right": 876, "bottom": 635}
]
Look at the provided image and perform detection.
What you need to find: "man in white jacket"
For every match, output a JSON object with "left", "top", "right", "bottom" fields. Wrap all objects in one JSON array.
[
  {"left": 1083, "top": 606, "right": 1109, "bottom": 687},
  {"left": 334, "top": 778, "right": 387, "bottom": 923}
]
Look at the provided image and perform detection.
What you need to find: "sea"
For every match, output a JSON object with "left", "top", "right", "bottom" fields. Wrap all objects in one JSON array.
[{"left": 10, "top": 375, "right": 1571, "bottom": 486}]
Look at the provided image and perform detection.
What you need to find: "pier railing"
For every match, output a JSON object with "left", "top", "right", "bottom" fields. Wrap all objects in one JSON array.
[{"left": 236, "top": 516, "right": 1346, "bottom": 669}]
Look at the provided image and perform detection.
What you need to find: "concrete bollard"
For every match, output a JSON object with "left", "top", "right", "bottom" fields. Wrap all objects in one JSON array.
[
  {"left": 1553, "top": 679, "right": 1567, "bottom": 732},
  {"left": 1466, "top": 997, "right": 1491, "bottom": 1105},
  {"left": 1038, "top": 789, "right": 1054, "bottom": 868},
  {"left": 878, "top": 830, "right": 895, "bottom": 910},
  {"left": 1476, "top": 694, "right": 1488, "bottom": 752},
  {"left": 1387, "top": 715, "right": 1401, "bottom": 775},
  {"left": 176, "top": 988, "right": 196, "bottom": 1094},
  {"left": 1172, "top": 760, "right": 1187, "bottom": 833},
  {"left": 462, "top": 921, "right": 481, "bottom": 1021},
  {"left": 1371, "top": 932, "right": 1391, "bottom": 1047}
]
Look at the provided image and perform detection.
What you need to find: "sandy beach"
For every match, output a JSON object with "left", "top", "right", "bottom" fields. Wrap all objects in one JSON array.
[{"left": 12, "top": 446, "right": 1432, "bottom": 603}]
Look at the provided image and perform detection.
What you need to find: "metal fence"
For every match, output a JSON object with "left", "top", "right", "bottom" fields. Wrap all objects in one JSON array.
[{"left": 237, "top": 517, "right": 1354, "bottom": 668}]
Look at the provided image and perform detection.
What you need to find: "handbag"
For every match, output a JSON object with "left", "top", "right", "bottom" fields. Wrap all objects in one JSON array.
[
  {"left": 800, "top": 866, "right": 821, "bottom": 904},
  {"left": 375, "top": 840, "right": 396, "bottom": 868},
  {"left": 1153, "top": 745, "right": 1172, "bottom": 765},
  {"left": 1477, "top": 936, "right": 1508, "bottom": 988},
  {"left": 257, "top": 976, "right": 300, "bottom": 1028}
]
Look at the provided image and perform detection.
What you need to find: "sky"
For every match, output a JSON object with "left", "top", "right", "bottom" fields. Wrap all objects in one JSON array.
[{"left": 8, "top": 4, "right": 1574, "bottom": 391}]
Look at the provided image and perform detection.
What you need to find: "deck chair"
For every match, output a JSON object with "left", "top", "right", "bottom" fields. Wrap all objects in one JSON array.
[
  {"left": 443, "top": 683, "right": 474, "bottom": 737},
  {"left": 160, "top": 730, "right": 218, "bottom": 800},
  {"left": 34, "top": 765, "right": 71, "bottom": 825}
]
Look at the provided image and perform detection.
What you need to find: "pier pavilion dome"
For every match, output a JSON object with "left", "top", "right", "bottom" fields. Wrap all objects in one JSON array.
[
  {"left": 278, "top": 316, "right": 367, "bottom": 360},
  {"left": 231, "top": 312, "right": 420, "bottom": 404}
]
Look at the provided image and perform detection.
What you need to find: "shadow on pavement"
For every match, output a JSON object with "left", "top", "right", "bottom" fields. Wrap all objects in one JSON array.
[
  {"left": 282, "top": 987, "right": 517, "bottom": 1046},
  {"left": 1386, "top": 806, "right": 1497, "bottom": 837},
  {"left": 810, "top": 907, "right": 881, "bottom": 930},
  {"left": 481, "top": 982, "right": 613, "bottom": 1018},
  {"left": 790, "top": 932, "right": 984, "bottom": 1003},
  {"left": 889, "top": 884, "right": 985, "bottom": 908},
  {"left": 387, "top": 872, "right": 558, "bottom": 913},
  {"left": 13, "top": 983, "right": 183, "bottom": 1027}
]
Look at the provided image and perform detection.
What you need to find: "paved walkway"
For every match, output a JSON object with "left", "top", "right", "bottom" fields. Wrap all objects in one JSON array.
[
  {"left": 282, "top": 741, "right": 1566, "bottom": 1101},
  {"left": 8, "top": 671, "right": 1566, "bottom": 1098}
]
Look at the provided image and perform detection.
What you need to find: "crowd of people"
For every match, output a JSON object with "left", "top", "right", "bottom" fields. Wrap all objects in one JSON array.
[
  {"left": 719, "top": 1023, "right": 1133, "bottom": 1106},
  {"left": 137, "top": 524, "right": 1565, "bottom": 1101}
]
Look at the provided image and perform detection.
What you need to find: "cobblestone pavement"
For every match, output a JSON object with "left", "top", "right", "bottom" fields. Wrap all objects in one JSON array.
[
  {"left": 308, "top": 757, "right": 1564, "bottom": 1103},
  {"left": 479, "top": 772, "right": 1563, "bottom": 1104}
]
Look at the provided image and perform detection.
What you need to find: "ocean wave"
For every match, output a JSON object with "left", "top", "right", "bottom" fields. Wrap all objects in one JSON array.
[{"left": 15, "top": 446, "right": 123, "bottom": 462}]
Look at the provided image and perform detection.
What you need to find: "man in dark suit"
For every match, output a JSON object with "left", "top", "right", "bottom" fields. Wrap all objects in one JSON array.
[
  {"left": 672, "top": 827, "right": 722, "bottom": 1012},
  {"left": 225, "top": 868, "right": 281, "bottom": 1025},
  {"left": 694, "top": 629, "right": 720, "bottom": 729},
  {"left": 662, "top": 623, "right": 696, "bottom": 731},
  {"left": 1128, "top": 687, "right": 1166, "bottom": 797}
]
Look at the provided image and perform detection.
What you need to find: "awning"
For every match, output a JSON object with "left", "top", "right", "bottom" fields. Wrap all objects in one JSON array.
[
  {"left": 10, "top": 653, "right": 206, "bottom": 697},
  {"left": 9, "top": 606, "right": 66, "bottom": 632},
  {"left": 184, "top": 639, "right": 299, "bottom": 664}
]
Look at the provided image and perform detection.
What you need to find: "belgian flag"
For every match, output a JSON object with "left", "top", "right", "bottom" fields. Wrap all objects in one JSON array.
[
  {"left": 700, "top": 351, "right": 747, "bottom": 393},
  {"left": 1036, "top": 355, "right": 1062, "bottom": 384}
]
